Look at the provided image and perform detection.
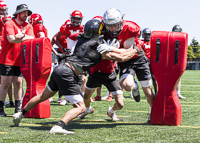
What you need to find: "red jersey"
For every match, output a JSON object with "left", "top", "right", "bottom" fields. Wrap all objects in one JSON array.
[
  {"left": 0, "top": 18, "right": 4, "bottom": 45},
  {"left": 142, "top": 40, "right": 151, "bottom": 61},
  {"left": 0, "top": 19, "right": 34, "bottom": 66},
  {"left": 105, "top": 20, "right": 141, "bottom": 59},
  {"left": 33, "top": 23, "right": 48, "bottom": 38},
  {"left": 90, "top": 20, "right": 141, "bottom": 74},
  {"left": 57, "top": 22, "right": 83, "bottom": 52}
]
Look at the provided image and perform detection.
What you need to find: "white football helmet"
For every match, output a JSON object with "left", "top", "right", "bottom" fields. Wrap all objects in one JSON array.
[{"left": 103, "top": 8, "right": 123, "bottom": 37}]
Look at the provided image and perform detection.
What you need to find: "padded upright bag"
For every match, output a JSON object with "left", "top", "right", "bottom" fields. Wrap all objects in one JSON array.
[
  {"left": 20, "top": 37, "right": 52, "bottom": 118},
  {"left": 150, "top": 31, "right": 188, "bottom": 125}
]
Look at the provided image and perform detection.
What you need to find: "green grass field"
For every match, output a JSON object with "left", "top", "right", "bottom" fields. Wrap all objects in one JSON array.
[{"left": 0, "top": 70, "right": 200, "bottom": 142}]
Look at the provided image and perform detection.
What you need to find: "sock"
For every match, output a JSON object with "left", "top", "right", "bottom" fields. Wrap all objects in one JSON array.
[
  {"left": 56, "top": 120, "right": 65, "bottom": 128},
  {"left": 22, "top": 108, "right": 27, "bottom": 116},
  {"left": 109, "top": 107, "right": 115, "bottom": 113},
  {"left": 0, "top": 101, "right": 4, "bottom": 108},
  {"left": 15, "top": 100, "right": 21, "bottom": 112},
  {"left": 177, "top": 90, "right": 180, "bottom": 95},
  {"left": 85, "top": 106, "right": 92, "bottom": 113},
  {"left": 10, "top": 101, "right": 14, "bottom": 106}
]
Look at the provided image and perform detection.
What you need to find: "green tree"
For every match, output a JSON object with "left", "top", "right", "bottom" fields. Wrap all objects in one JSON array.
[
  {"left": 190, "top": 38, "right": 200, "bottom": 53},
  {"left": 187, "top": 46, "right": 196, "bottom": 58}
]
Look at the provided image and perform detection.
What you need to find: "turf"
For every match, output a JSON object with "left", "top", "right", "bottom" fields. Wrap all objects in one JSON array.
[{"left": 0, "top": 70, "right": 199, "bottom": 142}]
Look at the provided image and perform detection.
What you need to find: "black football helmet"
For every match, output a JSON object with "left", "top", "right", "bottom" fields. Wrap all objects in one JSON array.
[
  {"left": 142, "top": 28, "right": 151, "bottom": 42},
  {"left": 172, "top": 25, "right": 182, "bottom": 32},
  {"left": 83, "top": 19, "right": 103, "bottom": 38}
]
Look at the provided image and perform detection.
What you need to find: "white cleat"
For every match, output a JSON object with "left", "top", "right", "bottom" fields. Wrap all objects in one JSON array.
[
  {"left": 107, "top": 107, "right": 120, "bottom": 121},
  {"left": 177, "top": 93, "right": 186, "bottom": 99},
  {"left": 49, "top": 125, "right": 74, "bottom": 135},
  {"left": 101, "top": 91, "right": 109, "bottom": 99},
  {"left": 13, "top": 112, "right": 23, "bottom": 126},
  {"left": 59, "top": 99, "right": 68, "bottom": 106}
]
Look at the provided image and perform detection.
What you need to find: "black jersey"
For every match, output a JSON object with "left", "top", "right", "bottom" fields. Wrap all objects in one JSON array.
[{"left": 66, "top": 34, "right": 103, "bottom": 72}]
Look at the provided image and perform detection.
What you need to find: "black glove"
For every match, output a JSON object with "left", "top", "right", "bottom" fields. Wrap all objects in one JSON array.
[
  {"left": 57, "top": 53, "right": 66, "bottom": 59},
  {"left": 63, "top": 49, "right": 71, "bottom": 55}
]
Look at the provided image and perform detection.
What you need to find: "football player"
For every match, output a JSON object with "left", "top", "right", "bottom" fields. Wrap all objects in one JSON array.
[
  {"left": 142, "top": 28, "right": 158, "bottom": 95},
  {"left": 101, "top": 8, "right": 155, "bottom": 123},
  {"left": 12, "top": 19, "right": 139, "bottom": 134},
  {"left": 172, "top": 25, "right": 186, "bottom": 99}
]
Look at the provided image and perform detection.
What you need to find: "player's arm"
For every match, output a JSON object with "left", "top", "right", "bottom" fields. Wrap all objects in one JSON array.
[
  {"left": 102, "top": 46, "right": 138, "bottom": 62},
  {"left": 53, "top": 32, "right": 65, "bottom": 51},
  {"left": 7, "top": 32, "right": 34, "bottom": 43}
]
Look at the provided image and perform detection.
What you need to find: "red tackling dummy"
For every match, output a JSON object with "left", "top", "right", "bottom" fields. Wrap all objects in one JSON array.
[
  {"left": 150, "top": 31, "right": 188, "bottom": 125},
  {"left": 20, "top": 37, "right": 52, "bottom": 118}
]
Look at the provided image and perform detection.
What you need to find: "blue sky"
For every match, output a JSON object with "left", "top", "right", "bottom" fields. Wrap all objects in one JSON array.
[{"left": 6, "top": 0, "right": 200, "bottom": 45}]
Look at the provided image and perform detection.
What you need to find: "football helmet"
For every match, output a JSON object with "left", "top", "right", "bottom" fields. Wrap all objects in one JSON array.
[
  {"left": 2, "top": 14, "right": 11, "bottom": 24},
  {"left": 142, "top": 28, "right": 151, "bottom": 42},
  {"left": 28, "top": 13, "right": 43, "bottom": 25},
  {"left": 70, "top": 10, "right": 83, "bottom": 27},
  {"left": 0, "top": 0, "right": 7, "bottom": 16},
  {"left": 103, "top": 8, "right": 123, "bottom": 37},
  {"left": 92, "top": 16, "right": 103, "bottom": 22},
  {"left": 83, "top": 19, "right": 103, "bottom": 39},
  {"left": 172, "top": 25, "right": 182, "bottom": 32}
]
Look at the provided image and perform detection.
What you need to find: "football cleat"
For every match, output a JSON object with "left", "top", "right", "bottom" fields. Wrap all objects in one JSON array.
[
  {"left": 78, "top": 108, "right": 94, "bottom": 119},
  {"left": 146, "top": 115, "right": 150, "bottom": 124},
  {"left": 177, "top": 93, "right": 186, "bottom": 99},
  {"left": 92, "top": 96, "right": 101, "bottom": 101},
  {"left": 49, "top": 125, "right": 74, "bottom": 135},
  {"left": 13, "top": 112, "right": 23, "bottom": 126},
  {"left": 106, "top": 95, "right": 112, "bottom": 101},
  {"left": 107, "top": 107, "right": 120, "bottom": 121},
  {"left": 101, "top": 91, "right": 109, "bottom": 99},
  {"left": 131, "top": 81, "right": 140, "bottom": 102},
  {"left": 0, "top": 107, "right": 6, "bottom": 117},
  {"left": 59, "top": 99, "right": 68, "bottom": 106}
]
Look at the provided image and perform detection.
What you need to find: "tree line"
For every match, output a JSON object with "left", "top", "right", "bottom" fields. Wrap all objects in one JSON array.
[{"left": 188, "top": 38, "right": 200, "bottom": 58}]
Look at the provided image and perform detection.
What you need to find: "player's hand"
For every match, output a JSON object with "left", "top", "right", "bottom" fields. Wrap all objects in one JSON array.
[
  {"left": 57, "top": 53, "right": 66, "bottom": 59},
  {"left": 15, "top": 29, "right": 24, "bottom": 39},
  {"left": 97, "top": 44, "right": 113, "bottom": 54},
  {"left": 103, "top": 38, "right": 120, "bottom": 49}
]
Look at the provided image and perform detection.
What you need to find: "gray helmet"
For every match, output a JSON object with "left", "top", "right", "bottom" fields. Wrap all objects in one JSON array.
[
  {"left": 172, "top": 25, "right": 182, "bottom": 32},
  {"left": 103, "top": 8, "right": 123, "bottom": 37}
]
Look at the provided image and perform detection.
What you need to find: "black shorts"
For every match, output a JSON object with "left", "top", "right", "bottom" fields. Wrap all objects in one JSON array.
[
  {"left": 86, "top": 71, "right": 121, "bottom": 93},
  {"left": 0, "top": 64, "right": 23, "bottom": 77},
  {"left": 47, "top": 63, "right": 83, "bottom": 96},
  {"left": 119, "top": 58, "right": 151, "bottom": 81}
]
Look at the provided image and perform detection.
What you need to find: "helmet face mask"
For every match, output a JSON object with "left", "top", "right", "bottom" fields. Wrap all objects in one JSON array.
[
  {"left": 70, "top": 10, "right": 83, "bottom": 27},
  {"left": 0, "top": 1, "right": 7, "bottom": 16},
  {"left": 83, "top": 19, "right": 103, "bottom": 39},
  {"left": 28, "top": 13, "right": 43, "bottom": 25},
  {"left": 103, "top": 8, "right": 123, "bottom": 37},
  {"left": 142, "top": 28, "right": 151, "bottom": 42}
]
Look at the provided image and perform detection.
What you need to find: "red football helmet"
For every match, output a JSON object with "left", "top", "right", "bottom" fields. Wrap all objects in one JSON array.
[
  {"left": 28, "top": 13, "right": 43, "bottom": 25},
  {"left": 70, "top": 10, "right": 83, "bottom": 27},
  {"left": 92, "top": 16, "right": 103, "bottom": 22},
  {"left": 0, "top": 0, "right": 7, "bottom": 16},
  {"left": 2, "top": 14, "right": 11, "bottom": 24}
]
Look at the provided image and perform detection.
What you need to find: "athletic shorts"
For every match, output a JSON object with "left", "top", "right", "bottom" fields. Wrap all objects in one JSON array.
[
  {"left": 0, "top": 64, "right": 23, "bottom": 77},
  {"left": 119, "top": 57, "right": 151, "bottom": 81},
  {"left": 47, "top": 63, "right": 83, "bottom": 98},
  {"left": 86, "top": 71, "right": 123, "bottom": 95}
]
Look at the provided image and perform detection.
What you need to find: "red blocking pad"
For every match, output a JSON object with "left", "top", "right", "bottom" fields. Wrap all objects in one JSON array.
[
  {"left": 20, "top": 37, "right": 52, "bottom": 118},
  {"left": 150, "top": 31, "right": 188, "bottom": 125}
]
